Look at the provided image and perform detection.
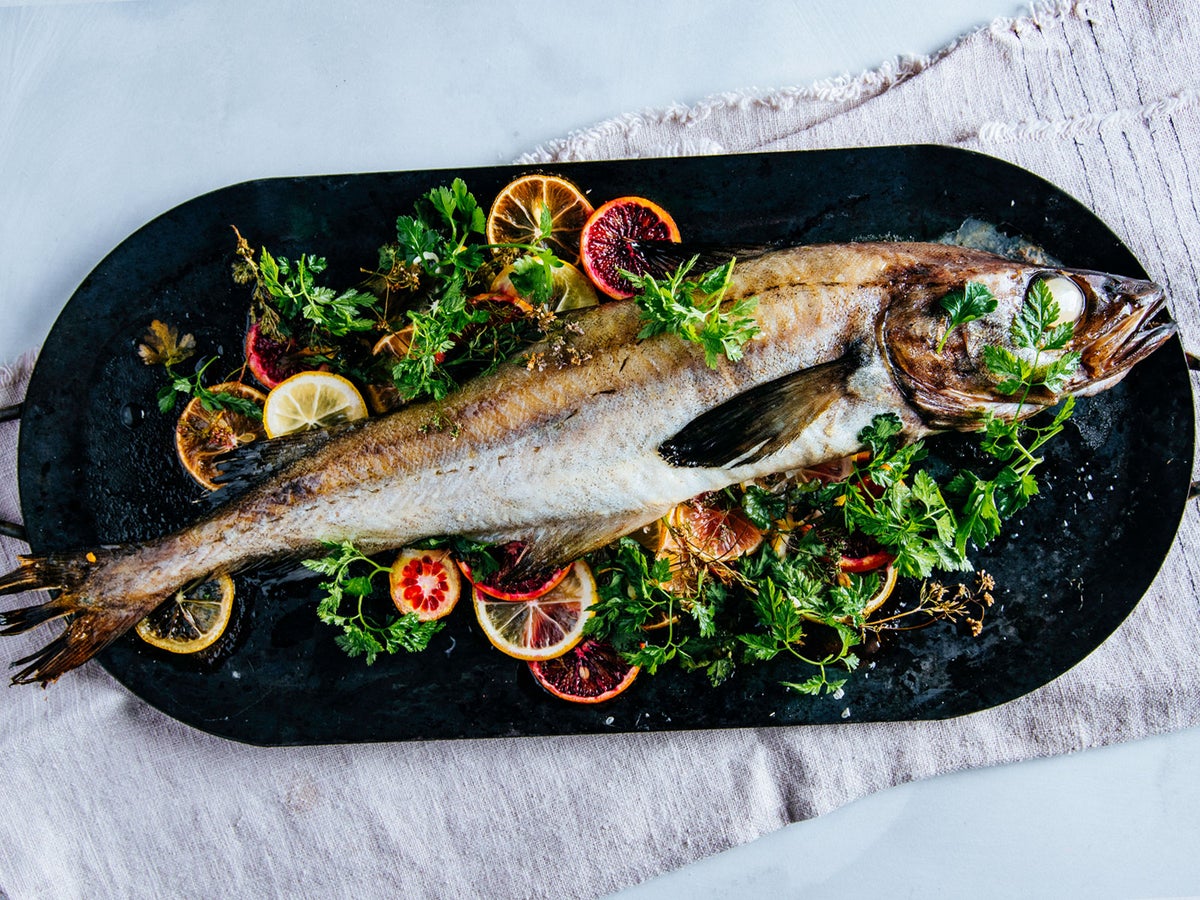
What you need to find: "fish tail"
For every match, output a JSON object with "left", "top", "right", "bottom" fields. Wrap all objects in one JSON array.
[{"left": 0, "top": 550, "right": 152, "bottom": 685}]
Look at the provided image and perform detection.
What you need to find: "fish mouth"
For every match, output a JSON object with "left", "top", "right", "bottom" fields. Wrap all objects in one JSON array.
[{"left": 1079, "top": 282, "right": 1177, "bottom": 379}]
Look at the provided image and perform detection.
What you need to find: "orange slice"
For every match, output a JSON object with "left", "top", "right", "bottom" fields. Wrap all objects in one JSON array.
[
  {"left": 528, "top": 639, "right": 639, "bottom": 703},
  {"left": 175, "top": 381, "right": 267, "bottom": 490},
  {"left": 485, "top": 174, "right": 594, "bottom": 265},
  {"left": 389, "top": 548, "right": 462, "bottom": 622},
  {"left": 473, "top": 560, "right": 596, "bottom": 661},
  {"left": 666, "top": 494, "right": 763, "bottom": 563},
  {"left": 579, "top": 196, "right": 681, "bottom": 299}
]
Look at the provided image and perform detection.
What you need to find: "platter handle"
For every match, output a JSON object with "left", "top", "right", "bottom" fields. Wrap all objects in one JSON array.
[
  {"left": 0, "top": 402, "right": 27, "bottom": 541},
  {"left": 1188, "top": 352, "right": 1199, "bottom": 502}
]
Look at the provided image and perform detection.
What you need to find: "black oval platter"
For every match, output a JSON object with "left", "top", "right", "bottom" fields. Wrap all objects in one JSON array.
[{"left": 15, "top": 145, "right": 1195, "bottom": 745}]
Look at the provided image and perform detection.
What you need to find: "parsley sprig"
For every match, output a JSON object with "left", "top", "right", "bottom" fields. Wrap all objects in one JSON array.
[
  {"left": 155, "top": 356, "right": 264, "bottom": 420},
  {"left": 303, "top": 541, "right": 444, "bottom": 664},
  {"left": 138, "top": 321, "right": 262, "bottom": 419},
  {"left": 257, "top": 250, "right": 380, "bottom": 339},
  {"left": 948, "top": 278, "right": 1082, "bottom": 554},
  {"left": 626, "top": 257, "right": 761, "bottom": 368}
]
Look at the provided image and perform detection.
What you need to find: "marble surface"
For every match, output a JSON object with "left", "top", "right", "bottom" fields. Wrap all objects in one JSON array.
[{"left": 1, "top": 2, "right": 1197, "bottom": 898}]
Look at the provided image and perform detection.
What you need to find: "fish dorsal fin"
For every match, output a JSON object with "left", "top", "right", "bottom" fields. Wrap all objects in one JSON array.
[
  {"left": 659, "top": 352, "right": 859, "bottom": 469},
  {"left": 633, "top": 239, "right": 778, "bottom": 276},
  {"left": 203, "top": 421, "right": 362, "bottom": 507}
]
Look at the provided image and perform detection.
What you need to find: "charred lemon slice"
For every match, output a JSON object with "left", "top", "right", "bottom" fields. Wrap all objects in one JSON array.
[
  {"left": 175, "top": 381, "right": 266, "bottom": 490},
  {"left": 135, "top": 573, "right": 235, "bottom": 654},
  {"left": 262, "top": 371, "right": 368, "bottom": 438},
  {"left": 485, "top": 173, "right": 594, "bottom": 265}
]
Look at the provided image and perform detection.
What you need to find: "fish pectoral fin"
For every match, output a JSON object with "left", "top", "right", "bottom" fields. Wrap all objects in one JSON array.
[{"left": 659, "top": 352, "right": 858, "bottom": 469}]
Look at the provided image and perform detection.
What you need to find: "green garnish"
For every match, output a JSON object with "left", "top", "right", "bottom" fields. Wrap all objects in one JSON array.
[
  {"left": 258, "top": 250, "right": 380, "bottom": 339},
  {"left": 936, "top": 280, "right": 998, "bottom": 353},
  {"left": 139, "top": 323, "right": 262, "bottom": 420},
  {"left": 625, "top": 257, "right": 761, "bottom": 368},
  {"left": 303, "top": 540, "right": 444, "bottom": 664},
  {"left": 947, "top": 277, "right": 1082, "bottom": 554},
  {"left": 154, "top": 357, "right": 264, "bottom": 420}
]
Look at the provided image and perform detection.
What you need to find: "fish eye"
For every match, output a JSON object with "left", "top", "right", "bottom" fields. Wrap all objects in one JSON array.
[{"left": 1032, "top": 274, "right": 1085, "bottom": 325}]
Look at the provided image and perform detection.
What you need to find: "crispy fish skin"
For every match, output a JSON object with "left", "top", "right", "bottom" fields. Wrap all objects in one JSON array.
[{"left": 0, "top": 242, "right": 1176, "bottom": 684}]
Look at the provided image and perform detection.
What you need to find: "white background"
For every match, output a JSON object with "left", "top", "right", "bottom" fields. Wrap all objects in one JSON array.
[{"left": 2, "top": 2, "right": 1198, "bottom": 898}]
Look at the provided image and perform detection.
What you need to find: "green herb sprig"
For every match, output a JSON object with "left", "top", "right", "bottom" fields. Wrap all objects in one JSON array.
[
  {"left": 948, "top": 278, "right": 1082, "bottom": 554},
  {"left": 626, "top": 257, "right": 761, "bottom": 368},
  {"left": 257, "top": 250, "right": 380, "bottom": 339},
  {"left": 303, "top": 540, "right": 444, "bottom": 664},
  {"left": 155, "top": 356, "right": 264, "bottom": 420}
]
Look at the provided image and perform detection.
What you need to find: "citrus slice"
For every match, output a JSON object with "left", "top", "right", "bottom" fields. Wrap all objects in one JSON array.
[
  {"left": 262, "top": 371, "right": 369, "bottom": 438},
  {"left": 864, "top": 564, "right": 898, "bottom": 616},
  {"left": 245, "top": 322, "right": 315, "bottom": 389},
  {"left": 175, "top": 381, "right": 267, "bottom": 490},
  {"left": 491, "top": 260, "right": 600, "bottom": 312},
  {"left": 667, "top": 494, "right": 764, "bottom": 563},
  {"left": 389, "top": 548, "right": 462, "bottom": 621},
  {"left": 459, "top": 541, "right": 572, "bottom": 601},
  {"left": 473, "top": 559, "right": 596, "bottom": 661},
  {"left": 135, "top": 573, "right": 235, "bottom": 654},
  {"left": 528, "top": 639, "right": 640, "bottom": 703},
  {"left": 579, "top": 196, "right": 681, "bottom": 299},
  {"left": 485, "top": 173, "right": 594, "bottom": 265}
]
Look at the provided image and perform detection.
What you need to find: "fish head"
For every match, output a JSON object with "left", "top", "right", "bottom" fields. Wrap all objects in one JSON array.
[{"left": 882, "top": 253, "right": 1176, "bottom": 428}]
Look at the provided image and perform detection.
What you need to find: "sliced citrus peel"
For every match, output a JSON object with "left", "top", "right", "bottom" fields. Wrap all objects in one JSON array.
[
  {"left": 665, "top": 495, "right": 763, "bottom": 563},
  {"left": 528, "top": 639, "right": 639, "bottom": 703},
  {"left": 473, "top": 560, "right": 596, "bottom": 661},
  {"left": 490, "top": 260, "right": 599, "bottom": 312},
  {"left": 389, "top": 548, "right": 462, "bottom": 622},
  {"left": 136, "top": 573, "right": 235, "bottom": 654},
  {"left": 175, "top": 381, "right": 267, "bottom": 490},
  {"left": 485, "top": 174, "right": 594, "bottom": 265},
  {"left": 579, "top": 196, "right": 681, "bottom": 299},
  {"left": 262, "top": 370, "right": 369, "bottom": 438},
  {"left": 244, "top": 322, "right": 322, "bottom": 389},
  {"left": 457, "top": 541, "right": 571, "bottom": 601}
]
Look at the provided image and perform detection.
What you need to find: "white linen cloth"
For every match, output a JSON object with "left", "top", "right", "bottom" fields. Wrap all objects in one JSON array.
[{"left": 1, "top": 1, "right": 1197, "bottom": 897}]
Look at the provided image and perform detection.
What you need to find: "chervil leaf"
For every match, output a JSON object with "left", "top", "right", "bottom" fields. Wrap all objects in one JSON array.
[
  {"left": 1036, "top": 350, "right": 1082, "bottom": 393},
  {"left": 138, "top": 320, "right": 197, "bottom": 368},
  {"left": 984, "top": 344, "right": 1033, "bottom": 394}
]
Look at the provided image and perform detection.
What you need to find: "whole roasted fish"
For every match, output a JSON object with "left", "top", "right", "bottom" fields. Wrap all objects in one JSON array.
[{"left": 0, "top": 242, "right": 1176, "bottom": 684}]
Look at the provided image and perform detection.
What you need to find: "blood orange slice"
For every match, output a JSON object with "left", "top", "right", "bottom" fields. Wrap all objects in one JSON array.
[
  {"left": 579, "top": 196, "right": 681, "bottom": 299},
  {"left": 667, "top": 493, "right": 764, "bottom": 563},
  {"left": 389, "top": 548, "right": 462, "bottom": 621},
  {"left": 459, "top": 541, "right": 571, "bottom": 601},
  {"left": 473, "top": 560, "right": 595, "bottom": 661},
  {"left": 174, "top": 381, "right": 267, "bottom": 490},
  {"left": 245, "top": 322, "right": 320, "bottom": 389},
  {"left": 528, "top": 639, "right": 639, "bottom": 703}
]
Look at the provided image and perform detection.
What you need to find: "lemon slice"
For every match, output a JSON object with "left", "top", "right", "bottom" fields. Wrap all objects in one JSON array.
[
  {"left": 262, "top": 371, "right": 369, "bottom": 438},
  {"left": 174, "top": 381, "right": 266, "bottom": 490},
  {"left": 491, "top": 260, "right": 599, "bottom": 312},
  {"left": 135, "top": 573, "right": 235, "bottom": 654},
  {"left": 473, "top": 560, "right": 596, "bottom": 661}
]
